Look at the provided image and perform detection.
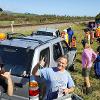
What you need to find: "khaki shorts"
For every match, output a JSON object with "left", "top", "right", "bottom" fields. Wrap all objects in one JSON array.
[{"left": 82, "top": 68, "right": 91, "bottom": 77}]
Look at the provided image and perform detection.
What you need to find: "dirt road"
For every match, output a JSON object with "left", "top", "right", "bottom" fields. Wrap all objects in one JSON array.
[{"left": 0, "top": 20, "right": 92, "bottom": 33}]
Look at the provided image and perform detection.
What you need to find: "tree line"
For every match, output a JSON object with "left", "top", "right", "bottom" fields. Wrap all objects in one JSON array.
[
  {"left": 0, "top": 8, "right": 95, "bottom": 25},
  {"left": 95, "top": 13, "right": 100, "bottom": 23}
]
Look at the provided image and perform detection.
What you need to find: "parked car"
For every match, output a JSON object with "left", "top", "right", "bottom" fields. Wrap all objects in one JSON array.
[
  {"left": 0, "top": 34, "right": 77, "bottom": 100},
  {"left": 32, "top": 28, "right": 61, "bottom": 37}
]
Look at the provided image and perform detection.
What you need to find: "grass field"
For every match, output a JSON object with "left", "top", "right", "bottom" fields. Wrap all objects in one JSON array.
[
  {"left": 58, "top": 23, "right": 100, "bottom": 100},
  {"left": 0, "top": 23, "right": 100, "bottom": 100}
]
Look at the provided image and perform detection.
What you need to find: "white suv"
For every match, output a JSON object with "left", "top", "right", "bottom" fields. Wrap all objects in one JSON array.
[
  {"left": 0, "top": 34, "right": 76, "bottom": 100},
  {"left": 32, "top": 28, "right": 61, "bottom": 37}
]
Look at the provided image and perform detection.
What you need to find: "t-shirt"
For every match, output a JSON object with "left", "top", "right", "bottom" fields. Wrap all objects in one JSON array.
[
  {"left": 82, "top": 48, "right": 97, "bottom": 68},
  {"left": 67, "top": 30, "right": 74, "bottom": 39},
  {"left": 39, "top": 67, "right": 75, "bottom": 100},
  {"left": 64, "top": 33, "right": 68, "bottom": 43}
]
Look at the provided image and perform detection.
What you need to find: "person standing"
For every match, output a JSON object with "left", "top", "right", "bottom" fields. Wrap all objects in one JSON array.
[
  {"left": 95, "top": 24, "right": 100, "bottom": 39},
  {"left": 67, "top": 27, "right": 74, "bottom": 46},
  {"left": 33, "top": 56, "right": 75, "bottom": 100},
  {"left": 88, "top": 22, "right": 95, "bottom": 44},
  {"left": 82, "top": 43, "right": 97, "bottom": 95},
  {"left": 84, "top": 28, "right": 90, "bottom": 45},
  {"left": 94, "top": 46, "right": 100, "bottom": 78},
  {"left": 63, "top": 29, "right": 69, "bottom": 43},
  {"left": 70, "top": 36, "right": 77, "bottom": 50}
]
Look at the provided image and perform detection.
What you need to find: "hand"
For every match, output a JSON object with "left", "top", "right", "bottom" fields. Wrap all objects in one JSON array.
[
  {"left": 1, "top": 72, "right": 11, "bottom": 80},
  {"left": 39, "top": 57, "right": 45, "bottom": 67},
  {"left": 63, "top": 88, "right": 69, "bottom": 94}
]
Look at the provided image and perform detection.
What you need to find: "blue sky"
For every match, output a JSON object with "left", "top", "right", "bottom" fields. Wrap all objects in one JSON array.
[{"left": 0, "top": 0, "right": 100, "bottom": 16}]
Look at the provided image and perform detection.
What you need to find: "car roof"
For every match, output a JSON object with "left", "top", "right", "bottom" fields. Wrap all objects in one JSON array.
[
  {"left": 37, "top": 28, "right": 59, "bottom": 33},
  {"left": 0, "top": 35, "right": 61, "bottom": 49}
]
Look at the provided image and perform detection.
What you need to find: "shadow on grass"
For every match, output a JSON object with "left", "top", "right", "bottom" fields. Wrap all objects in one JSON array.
[
  {"left": 76, "top": 59, "right": 82, "bottom": 64},
  {"left": 77, "top": 52, "right": 82, "bottom": 55}
]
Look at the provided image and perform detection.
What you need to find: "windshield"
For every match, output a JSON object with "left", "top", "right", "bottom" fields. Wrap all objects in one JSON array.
[
  {"left": 0, "top": 45, "right": 34, "bottom": 76},
  {"left": 36, "top": 31, "right": 53, "bottom": 36}
]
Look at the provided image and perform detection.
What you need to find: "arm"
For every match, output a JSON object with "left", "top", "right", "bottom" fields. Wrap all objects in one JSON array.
[
  {"left": 85, "top": 56, "right": 89, "bottom": 69},
  {"left": 83, "top": 51, "right": 89, "bottom": 69},
  {"left": 1, "top": 72, "right": 13, "bottom": 96},
  {"left": 32, "top": 58, "right": 45, "bottom": 76},
  {"left": 32, "top": 63, "right": 40, "bottom": 76},
  {"left": 92, "top": 50, "right": 97, "bottom": 62}
]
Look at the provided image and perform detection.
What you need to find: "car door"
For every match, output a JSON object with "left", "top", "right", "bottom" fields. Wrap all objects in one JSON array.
[
  {"left": 61, "top": 40, "right": 76, "bottom": 69},
  {"left": 39, "top": 47, "right": 50, "bottom": 67},
  {"left": 37, "top": 47, "right": 50, "bottom": 100}
]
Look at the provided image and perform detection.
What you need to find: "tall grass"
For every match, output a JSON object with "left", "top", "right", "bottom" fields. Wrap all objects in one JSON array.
[{"left": 63, "top": 23, "right": 100, "bottom": 100}]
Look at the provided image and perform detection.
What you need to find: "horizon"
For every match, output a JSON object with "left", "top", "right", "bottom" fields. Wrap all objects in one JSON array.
[
  {"left": 0, "top": 0, "right": 100, "bottom": 17},
  {"left": 1, "top": 10, "right": 96, "bottom": 17}
]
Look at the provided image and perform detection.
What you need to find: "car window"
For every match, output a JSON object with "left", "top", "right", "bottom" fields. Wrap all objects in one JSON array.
[
  {"left": 56, "top": 30, "right": 60, "bottom": 37},
  {"left": 36, "top": 31, "right": 53, "bottom": 36},
  {"left": 0, "top": 45, "right": 34, "bottom": 76},
  {"left": 53, "top": 43, "right": 62, "bottom": 61},
  {"left": 39, "top": 47, "right": 50, "bottom": 67},
  {"left": 61, "top": 40, "right": 70, "bottom": 54}
]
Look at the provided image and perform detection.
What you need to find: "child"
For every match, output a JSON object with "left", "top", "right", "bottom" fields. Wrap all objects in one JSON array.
[
  {"left": 70, "top": 36, "right": 76, "bottom": 50},
  {"left": 84, "top": 28, "right": 90, "bottom": 45},
  {"left": 61, "top": 30, "right": 69, "bottom": 44},
  {"left": 63, "top": 29, "right": 69, "bottom": 43},
  {"left": 96, "top": 24, "right": 100, "bottom": 44},
  {"left": 94, "top": 46, "right": 100, "bottom": 78},
  {"left": 95, "top": 24, "right": 100, "bottom": 38},
  {"left": 60, "top": 31, "right": 65, "bottom": 38}
]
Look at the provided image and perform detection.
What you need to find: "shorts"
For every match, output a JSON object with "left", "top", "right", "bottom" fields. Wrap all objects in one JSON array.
[{"left": 82, "top": 68, "right": 91, "bottom": 77}]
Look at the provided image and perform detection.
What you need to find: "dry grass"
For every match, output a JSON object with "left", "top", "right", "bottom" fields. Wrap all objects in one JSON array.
[
  {"left": 67, "top": 23, "right": 100, "bottom": 100},
  {"left": 58, "top": 23, "right": 100, "bottom": 100}
]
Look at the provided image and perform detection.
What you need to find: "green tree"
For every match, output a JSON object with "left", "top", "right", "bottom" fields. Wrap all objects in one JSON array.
[
  {"left": 0, "top": 8, "right": 3, "bottom": 12},
  {"left": 95, "top": 13, "right": 100, "bottom": 23}
]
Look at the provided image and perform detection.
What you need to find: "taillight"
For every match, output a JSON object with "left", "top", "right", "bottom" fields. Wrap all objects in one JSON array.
[
  {"left": 29, "top": 81, "right": 39, "bottom": 97},
  {"left": 29, "top": 89, "right": 39, "bottom": 96}
]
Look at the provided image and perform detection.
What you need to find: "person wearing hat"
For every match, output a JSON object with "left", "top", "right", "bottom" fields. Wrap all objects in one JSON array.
[
  {"left": 0, "top": 58, "right": 13, "bottom": 96},
  {"left": 94, "top": 46, "right": 100, "bottom": 78},
  {"left": 67, "top": 27, "right": 74, "bottom": 46},
  {"left": 63, "top": 29, "right": 69, "bottom": 44}
]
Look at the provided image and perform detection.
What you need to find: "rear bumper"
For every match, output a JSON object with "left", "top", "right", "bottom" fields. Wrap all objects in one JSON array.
[
  {"left": 54, "top": 93, "right": 83, "bottom": 100},
  {"left": 0, "top": 94, "right": 29, "bottom": 100}
]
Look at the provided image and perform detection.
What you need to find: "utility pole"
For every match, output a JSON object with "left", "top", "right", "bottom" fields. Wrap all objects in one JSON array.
[{"left": 11, "top": 21, "right": 14, "bottom": 33}]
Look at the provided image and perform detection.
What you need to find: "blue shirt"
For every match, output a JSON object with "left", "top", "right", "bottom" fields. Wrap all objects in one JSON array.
[
  {"left": 67, "top": 30, "right": 74, "bottom": 39},
  {"left": 39, "top": 67, "right": 75, "bottom": 100},
  {"left": 94, "top": 54, "right": 100, "bottom": 76}
]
